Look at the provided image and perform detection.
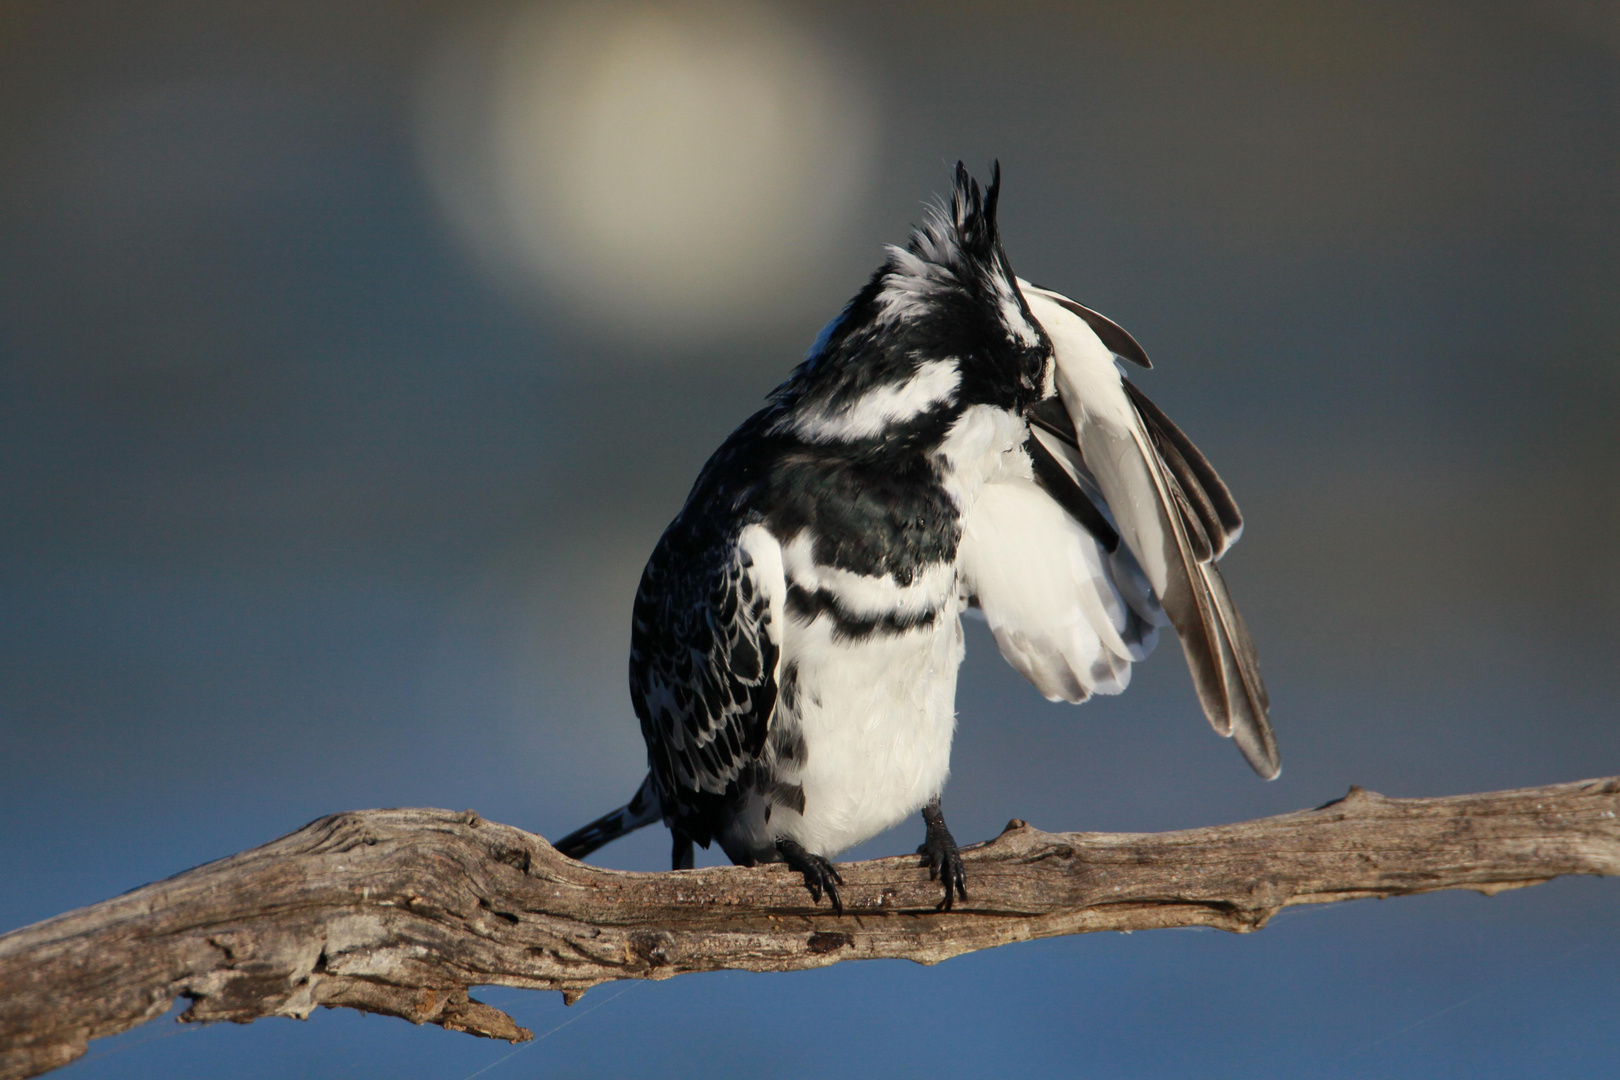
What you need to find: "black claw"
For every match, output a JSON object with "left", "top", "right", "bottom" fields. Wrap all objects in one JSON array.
[
  {"left": 919, "top": 797, "right": 968, "bottom": 911},
  {"left": 776, "top": 838, "right": 844, "bottom": 914}
]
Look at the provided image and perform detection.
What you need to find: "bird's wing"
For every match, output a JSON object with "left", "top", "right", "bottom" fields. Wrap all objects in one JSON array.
[
  {"left": 630, "top": 523, "right": 787, "bottom": 817},
  {"left": 1015, "top": 283, "right": 1280, "bottom": 778},
  {"left": 958, "top": 452, "right": 1163, "bottom": 703}
]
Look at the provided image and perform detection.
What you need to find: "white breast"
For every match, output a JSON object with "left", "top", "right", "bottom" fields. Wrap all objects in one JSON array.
[
  {"left": 765, "top": 593, "right": 964, "bottom": 858},
  {"left": 719, "top": 406, "right": 1027, "bottom": 860}
]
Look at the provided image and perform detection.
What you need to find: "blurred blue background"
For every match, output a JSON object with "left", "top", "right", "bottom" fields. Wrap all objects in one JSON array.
[{"left": 2, "top": 1, "right": 1618, "bottom": 1076}]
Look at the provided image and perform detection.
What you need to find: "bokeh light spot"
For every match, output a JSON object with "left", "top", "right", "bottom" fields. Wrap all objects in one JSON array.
[{"left": 416, "top": 0, "right": 876, "bottom": 350}]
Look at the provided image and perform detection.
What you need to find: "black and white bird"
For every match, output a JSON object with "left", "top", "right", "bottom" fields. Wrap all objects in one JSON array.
[{"left": 556, "top": 163, "right": 1277, "bottom": 911}]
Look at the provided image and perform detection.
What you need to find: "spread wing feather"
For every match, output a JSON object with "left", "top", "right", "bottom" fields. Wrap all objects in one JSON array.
[
  {"left": 958, "top": 466, "right": 1161, "bottom": 704},
  {"left": 1017, "top": 283, "right": 1280, "bottom": 779},
  {"left": 1120, "top": 414, "right": 1277, "bottom": 774},
  {"left": 1123, "top": 378, "right": 1243, "bottom": 557},
  {"left": 1037, "top": 290, "right": 1154, "bottom": 370}
]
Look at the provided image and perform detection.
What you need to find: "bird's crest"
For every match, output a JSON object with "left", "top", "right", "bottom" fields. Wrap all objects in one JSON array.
[
  {"left": 875, "top": 161, "right": 1039, "bottom": 348},
  {"left": 771, "top": 162, "right": 1046, "bottom": 439},
  {"left": 914, "top": 160, "right": 1002, "bottom": 272}
]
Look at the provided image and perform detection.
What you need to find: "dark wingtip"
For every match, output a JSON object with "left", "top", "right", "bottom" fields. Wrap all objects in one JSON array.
[
  {"left": 1049, "top": 295, "right": 1153, "bottom": 369},
  {"left": 1233, "top": 710, "right": 1282, "bottom": 780}
]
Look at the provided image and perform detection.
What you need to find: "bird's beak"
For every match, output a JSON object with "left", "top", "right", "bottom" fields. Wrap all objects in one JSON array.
[
  {"left": 1024, "top": 396, "right": 1078, "bottom": 445},
  {"left": 1022, "top": 366, "right": 1058, "bottom": 414}
]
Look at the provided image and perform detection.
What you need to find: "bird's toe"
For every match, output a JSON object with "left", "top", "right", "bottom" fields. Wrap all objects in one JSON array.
[{"left": 777, "top": 838, "right": 844, "bottom": 914}]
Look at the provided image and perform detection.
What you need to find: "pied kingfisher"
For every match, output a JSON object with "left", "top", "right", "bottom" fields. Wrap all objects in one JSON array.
[{"left": 556, "top": 163, "right": 1278, "bottom": 911}]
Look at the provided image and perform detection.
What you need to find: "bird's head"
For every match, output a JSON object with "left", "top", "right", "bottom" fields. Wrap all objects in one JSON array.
[{"left": 773, "top": 162, "right": 1054, "bottom": 446}]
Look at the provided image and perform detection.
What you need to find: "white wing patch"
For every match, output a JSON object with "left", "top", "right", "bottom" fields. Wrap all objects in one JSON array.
[
  {"left": 738, "top": 524, "right": 787, "bottom": 650},
  {"left": 1022, "top": 289, "right": 1175, "bottom": 594},
  {"left": 1019, "top": 284, "right": 1279, "bottom": 779},
  {"left": 960, "top": 466, "right": 1158, "bottom": 703}
]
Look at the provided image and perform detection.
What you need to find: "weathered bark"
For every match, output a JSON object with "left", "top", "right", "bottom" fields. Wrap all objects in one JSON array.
[{"left": 3, "top": 776, "right": 1618, "bottom": 1079}]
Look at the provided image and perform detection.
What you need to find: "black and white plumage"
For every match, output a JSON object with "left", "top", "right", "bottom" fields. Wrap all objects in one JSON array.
[{"left": 556, "top": 163, "right": 1277, "bottom": 910}]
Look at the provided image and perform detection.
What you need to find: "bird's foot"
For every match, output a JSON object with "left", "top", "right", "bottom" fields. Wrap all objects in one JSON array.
[
  {"left": 775, "top": 838, "right": 843, "bottom": 914},
  {"left": 917, "top": 798, "right": 967, "bottom": 911}
]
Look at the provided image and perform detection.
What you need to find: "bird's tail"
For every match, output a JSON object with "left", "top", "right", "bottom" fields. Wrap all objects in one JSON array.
[{"left": 553, "top": 773, "right": 662, "bottom": 860}]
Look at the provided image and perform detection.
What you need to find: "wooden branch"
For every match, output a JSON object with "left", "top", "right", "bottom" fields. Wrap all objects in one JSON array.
[{"left": 4, "top": 777, "right": 1618, "bottom": 1080}]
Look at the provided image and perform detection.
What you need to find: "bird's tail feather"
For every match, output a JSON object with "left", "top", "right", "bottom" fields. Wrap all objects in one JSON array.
[{"left": 553, "top": 773, "right": 662, "bottom": 860}]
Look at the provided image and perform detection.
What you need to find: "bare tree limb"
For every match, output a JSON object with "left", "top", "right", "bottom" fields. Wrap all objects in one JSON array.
[{"left": 3, "top": 776, "right": 1618, "bottom": 1079}]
